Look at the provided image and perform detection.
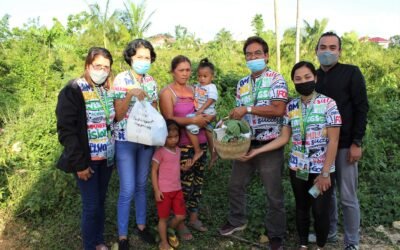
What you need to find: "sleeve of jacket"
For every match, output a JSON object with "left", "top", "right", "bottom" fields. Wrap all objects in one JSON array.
[
  {"left": 55, "top": 82, "right": 88, "bottom": 172},
  {"left": 350, "top": 66, "right": 369, "bottom": 142}
]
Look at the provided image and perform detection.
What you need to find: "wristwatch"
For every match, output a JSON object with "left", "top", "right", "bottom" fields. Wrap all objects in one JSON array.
[
  {"left": 321, "top": 171, "right": 330, "bottom": 178},
  {"left": 246, "top": 106, "right": 252, "bottom": 114},
  {"left": 353, "top": 139, "right": 362, "bottom": 147}
]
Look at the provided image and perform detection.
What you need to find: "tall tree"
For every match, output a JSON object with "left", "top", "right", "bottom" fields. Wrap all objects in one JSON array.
[
  {"left": 85, "top": 0, "right": 119, "bottom": 48},
  {"left": 0, "top": 14, "right": 11, "bottom": 43},
  {"left": 120, "top": 0, "right": 155, "bottom": 39},
  {"left": 215, "top": 28, "right": 234, "bottom": 49},
  {"left": 251, "top": 14, "right": 265, "bottom": 36},
  {"left": 274, "top": 0, "right": 281, "bottom": 72},
  {"left": 214, "top": 28, "right": 235, "bottom": 50},
  {"left": 295, "top": 0, "right": 301, "bottom": 63},
  {"left": 173, "top": 25, "right": 200, "bottom": 49},
  {"left": 302, "top": 18, "right": 329, "bottom": 52}
]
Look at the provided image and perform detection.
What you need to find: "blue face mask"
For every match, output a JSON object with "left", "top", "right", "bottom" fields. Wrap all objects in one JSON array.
[
  {"left": 132, "top": 60, "right": 151, "bottom": 74},
  {"left": 317, "top": 51, "right": 338, "bottom": 67},
  {"left": 246, "top": 58, "right": 266, "bottom": 73}
]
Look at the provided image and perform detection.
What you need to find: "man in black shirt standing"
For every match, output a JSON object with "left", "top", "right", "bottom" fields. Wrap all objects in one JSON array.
[{"left": 312, "top": 32, "right": 369, "bottom": 250}]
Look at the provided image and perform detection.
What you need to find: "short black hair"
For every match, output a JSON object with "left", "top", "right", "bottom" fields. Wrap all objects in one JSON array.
[
  {"left": 197, "top": 58, "right": 215, "bottom": 74},
  {"left": 291, "top": 61, "right": 317, "bottom": 80},
  {"left": 243, "top": 36, "right": 269, "bottom": 54},
  {"left": 123, "top": 39, "right": 156, "bottom": 65},
  {"left": 316, "top": 31, "right": 342, "bottom": 51}
]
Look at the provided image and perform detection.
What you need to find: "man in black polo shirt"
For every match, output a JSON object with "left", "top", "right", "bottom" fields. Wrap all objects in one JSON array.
[{"left": 311, "top": 32, "right": 369, "bottom": 250}]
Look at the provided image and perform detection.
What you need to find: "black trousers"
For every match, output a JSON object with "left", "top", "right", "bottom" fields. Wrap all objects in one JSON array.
[{"left": 289, "top": 170, "right": 335, "bottom": 247}]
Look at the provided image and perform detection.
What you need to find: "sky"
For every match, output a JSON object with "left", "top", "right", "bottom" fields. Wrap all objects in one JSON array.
[{"left": 1, "top": 0, "right": 399, "bottom": 42}]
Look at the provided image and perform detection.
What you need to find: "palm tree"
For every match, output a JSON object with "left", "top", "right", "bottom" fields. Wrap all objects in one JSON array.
[
  {"left": 295, "top": 0, "right": 301, "bottom": 63},
  {"left": 85, "top": 0, "right": 119, "bottom": 48},
  {"left": 302, "top": 18, "right": 329, "bottom": 52},
  {"left": 215, "top": 28, "right": 234, "bottom": 49},
  {"left": 251, "top": 14, "right": 265, "bottom": 36},
  {"left": 174, "top": 25, "right": 200, "bottom": 49},
  {"left": 120, "top": 0, "right": 155, "bottom": 39},
  {"left": 274, "top": 0, "right": 281, "bottom": 72}
]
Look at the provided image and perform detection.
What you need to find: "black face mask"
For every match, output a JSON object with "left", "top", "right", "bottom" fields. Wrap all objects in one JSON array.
[{"left": 295, "top": 81, "right": 316, "bottom": 96}]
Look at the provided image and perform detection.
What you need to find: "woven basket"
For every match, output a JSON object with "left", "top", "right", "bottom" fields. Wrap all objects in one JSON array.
[
  {"left": 212, "top": 119, "right": 251, "bottom": 159},
  {"left": 213, "top": 137, "right": 251, "bottom": 159}
]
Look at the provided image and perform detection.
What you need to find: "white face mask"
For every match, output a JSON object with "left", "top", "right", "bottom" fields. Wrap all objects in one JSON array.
[{"left": 89, "top": 69, "right": 109, "bottom": 85}]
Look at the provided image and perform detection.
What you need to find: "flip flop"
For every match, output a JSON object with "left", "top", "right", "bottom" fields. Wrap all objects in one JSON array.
[
  {"left": 177, "top": 225, "right": 193, "bottom": 241},
  {"left": 188, "top": 220, "right": 208, "bottom": 232},
  {"left": 167, "top": 228, "right": 179, "bottom": 248}
]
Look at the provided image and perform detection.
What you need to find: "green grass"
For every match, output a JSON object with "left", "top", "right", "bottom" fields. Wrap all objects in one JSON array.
[{"left": 0, "top": 158, "right": 398, "bottom": 249}]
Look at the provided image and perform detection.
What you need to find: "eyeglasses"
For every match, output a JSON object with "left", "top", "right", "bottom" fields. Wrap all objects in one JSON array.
[
  {"left": 245, "top": 50, "right": 265, "bottom": 58},
  {"left": 91, "top": 64, "right": 111, "bottom": 72}
]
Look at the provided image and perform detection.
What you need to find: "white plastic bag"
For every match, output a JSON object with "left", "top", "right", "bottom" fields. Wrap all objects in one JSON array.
[{"left": 126, "top": 101, "right": 167, "bottom": 146}]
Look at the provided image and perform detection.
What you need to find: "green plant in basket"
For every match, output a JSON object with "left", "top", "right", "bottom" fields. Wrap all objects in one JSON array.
[{"left": 221, "top": 119, "right": 250, "bottom": 143}]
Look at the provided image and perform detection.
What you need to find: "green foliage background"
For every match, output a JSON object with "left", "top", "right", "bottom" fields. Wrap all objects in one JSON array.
[{"left": 0, "top": 7, "right": 399, "bottom": 249}]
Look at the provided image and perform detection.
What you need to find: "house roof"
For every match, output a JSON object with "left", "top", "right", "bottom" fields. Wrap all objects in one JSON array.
[{"left": 368, "top": 37, "right": 389, "bottom": 43}]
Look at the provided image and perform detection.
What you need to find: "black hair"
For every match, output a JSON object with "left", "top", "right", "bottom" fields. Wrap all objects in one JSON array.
[
  {"left": 243, "top": 36, "right": 269, "bottom": 54},
  {"left": 316, "top": 31, "right": 342, "bottom": 51},
  {"left": 197, "top": 58, "right": 215, "bottom": 74},
  {"left": 165, "top": 119, "right": 180, "bottom": 134},
  {"left": 291, "top": 61, "right": 317, "bottom": 80},
  {"left": 123, "top": 39, "right": 156, "bottom": 65},
  {"left": 170, "top": 55, "right": 191, "bottom": 72}
]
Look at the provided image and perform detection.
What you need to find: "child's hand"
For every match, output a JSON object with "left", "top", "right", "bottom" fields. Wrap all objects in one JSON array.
[
  {"left": 154, "top": 190, "right": 164, "bottom": 202},
  {"left": 185, "top": 159, "right": 194, "bottom": 168},
  {"left": 181, "top": 159, "right": 193, "bottom": 171}
]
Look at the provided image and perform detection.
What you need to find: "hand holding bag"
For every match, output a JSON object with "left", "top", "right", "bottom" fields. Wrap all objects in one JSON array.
[{"left": 126, "top": 101, "right": 167, "bottom": 146}]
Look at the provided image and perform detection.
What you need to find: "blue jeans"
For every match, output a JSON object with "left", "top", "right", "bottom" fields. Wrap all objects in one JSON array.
[
  {"left": 75, "top": 160, "right": 113, "bottom": 250},
  {"left": 116, "top": 141, "right": 155, "bottom": 237},
  {"left": 329, "top": 148, "right": 360, "bottom": 245}
]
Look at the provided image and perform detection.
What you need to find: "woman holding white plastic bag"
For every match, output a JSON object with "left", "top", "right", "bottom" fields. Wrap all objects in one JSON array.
[{"left": 112, "top": 39, "right": 158, "bottom": 250}]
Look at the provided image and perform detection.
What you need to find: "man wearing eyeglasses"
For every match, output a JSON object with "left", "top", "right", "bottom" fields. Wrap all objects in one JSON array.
[{"left": 219, "top": 36, "right": 288, "bottom": 250}]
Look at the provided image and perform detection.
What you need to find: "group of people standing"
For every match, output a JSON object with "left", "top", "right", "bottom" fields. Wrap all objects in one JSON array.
[{"left": 56, "top": 31, "right": 368, "bottom": 250}]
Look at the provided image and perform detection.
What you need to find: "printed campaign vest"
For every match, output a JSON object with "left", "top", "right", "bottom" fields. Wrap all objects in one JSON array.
[
  {"left": 284, "top": 93, "right": 341, "bottom": 173},
  {"left": 236, "top": 69, "right": 288, "bottom": 141},
  {"left": 77, "top": 78, "right": 115, "bottom": 166}
]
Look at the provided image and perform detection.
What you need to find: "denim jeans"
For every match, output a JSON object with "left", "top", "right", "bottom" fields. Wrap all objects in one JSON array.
[
  {"left": 116, "top": 141, "right": 155, "bottom": 237},
  {"left": 329, "top": 148, "right": 360, "bottom": 245},
  {"left": 228, "top": 147, "right": 286, "bottom": 239},
  {"left": 75, "top": 160, "right": 113, "bottom": 250}
]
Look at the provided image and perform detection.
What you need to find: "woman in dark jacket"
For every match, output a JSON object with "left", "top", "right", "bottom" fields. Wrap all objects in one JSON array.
[{"left": 56, "top": 47, "right": 115, "bottom": 250}]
